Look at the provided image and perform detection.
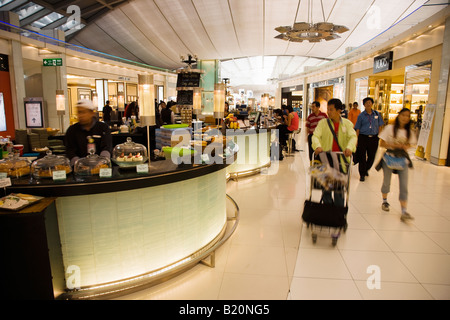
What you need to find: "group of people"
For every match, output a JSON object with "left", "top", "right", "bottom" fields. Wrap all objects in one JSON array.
[
  {"left": 101, "top": 100, "right": 140, "bottom": 126},
  {"left": 307, "top": 97, "right": 416, "bottom": 222},
  {"left": 66, "top": 96, "right": 416, "bottom": 222},
  {"left": 274, "top": 105, "right": 300, "bottom": 160}
]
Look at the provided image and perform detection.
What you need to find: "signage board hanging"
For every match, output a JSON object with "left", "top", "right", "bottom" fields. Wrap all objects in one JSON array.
[
  {"left": 373, "top": 51, "right": 393, "bottom": 74},
  {"left": 43, "top": 58, "right": 63, "bottom": 67}
]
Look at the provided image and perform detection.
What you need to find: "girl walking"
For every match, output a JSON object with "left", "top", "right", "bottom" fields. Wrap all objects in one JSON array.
[{"left": 375, "top": 108, "right": 417, "bottom": 222}]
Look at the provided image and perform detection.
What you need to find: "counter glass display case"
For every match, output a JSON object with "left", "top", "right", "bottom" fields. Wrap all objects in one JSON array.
[
  {"left": 74, "top": 151, "right": 111, "bottom": 176},
  {"left": 31, "top": 150, "right": 71, "bottom": 179},
  {"left": 7, "top": 139, "right": 240, "bottom": 300}
]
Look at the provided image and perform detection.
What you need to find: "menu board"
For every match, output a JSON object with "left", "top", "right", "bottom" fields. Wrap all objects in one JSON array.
[
  {"left": 176, "top": 72, "right": 201, "bottom": 88},
  {"left": 177, "top": 90, "right": 193, "bottom": 105},
  {"left": 24, "top": 99, "right": 44, "bottom": 128}
]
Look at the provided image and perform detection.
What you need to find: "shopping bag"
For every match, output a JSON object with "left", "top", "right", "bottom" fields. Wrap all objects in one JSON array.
[
  {"left": 383, "top": 153, "right": 407, "bottom": 170},
  {"left": 302, "top": 200, "right": 348, "bottom": 228}
]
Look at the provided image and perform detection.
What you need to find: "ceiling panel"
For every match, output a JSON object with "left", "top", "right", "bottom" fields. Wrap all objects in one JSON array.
[{"left": 7, "top": 0, "right": 443, "bottom": 86}]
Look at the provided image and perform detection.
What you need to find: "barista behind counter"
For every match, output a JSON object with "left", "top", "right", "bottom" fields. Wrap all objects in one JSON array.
[{"left": 65, "top": 100, "right": 112, "bottom": 166}]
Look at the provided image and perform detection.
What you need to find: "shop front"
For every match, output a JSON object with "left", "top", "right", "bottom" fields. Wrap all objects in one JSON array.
[
  {"left": 350, "top": 46, "right": 440, "bottom": 160},
  {"left": 308, "top": 76, "right": 345, "bottom": 113}
]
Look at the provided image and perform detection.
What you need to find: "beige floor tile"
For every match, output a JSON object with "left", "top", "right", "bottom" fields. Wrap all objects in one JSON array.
[
  {"left": 422, "top": 284, "right": 450, "bottom": 300},
  {"left": 292, "top": 248, "right": 352, "bottom": 279},
  {"left": 377, "top": 230, "right": 446, "bottom": 254},
  {"left": 224, "top": 244, "right": 288, "bottom": 277},
  {"left": 339, "top": 250, "right": 418, "bottom": 283},
  {"left": 354, "top": 280, "right": 434, "bottom": 300},
  {"left": 396, "top": 253, "right": 450, "bottom": 285},
  {"left": 289, "top": 277, "right": 362, "bottom": 300},
  {"left": 335, "top": 229, "right": 391, "bottom": 251},
  {"left": 218, "top": 273, "right": 289, "bottom": 300}
]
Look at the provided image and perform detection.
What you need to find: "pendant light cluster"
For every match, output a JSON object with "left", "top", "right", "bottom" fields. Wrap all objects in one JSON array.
[{"left": 274, "top": 0, "right": 349, "bottom": 43}]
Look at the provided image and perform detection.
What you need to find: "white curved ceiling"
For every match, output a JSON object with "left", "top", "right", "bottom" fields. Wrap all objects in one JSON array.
[{"left": 3, "top": 0, "right": 446, "bottom": 86}]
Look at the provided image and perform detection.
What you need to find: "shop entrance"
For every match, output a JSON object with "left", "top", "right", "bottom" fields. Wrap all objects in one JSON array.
[
  {"left": 367, "top": 61, "right": 431, "bottom": 126},
  {"left": 314, "top": 85, "right": 333, "bottom": 113}
]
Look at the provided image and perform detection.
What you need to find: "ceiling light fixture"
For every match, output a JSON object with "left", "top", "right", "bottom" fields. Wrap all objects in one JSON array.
[{"left": 274, "top": 0, "right": 349, "bottom": 43}]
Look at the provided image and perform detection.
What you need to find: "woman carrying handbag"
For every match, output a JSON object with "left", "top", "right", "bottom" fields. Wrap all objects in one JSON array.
[{"left": 375, "top": 108, "right": 417, "bottom": 222}]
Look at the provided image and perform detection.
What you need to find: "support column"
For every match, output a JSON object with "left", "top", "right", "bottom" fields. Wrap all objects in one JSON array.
[
  {"left": 41, "top": 29, "right": 69, "bottom": 132},
  {"left": 198, "top": 60, "right": 219, "bottom": 115},
  {"left": 5, "top": 12, "right": 26, "bottom": 130},
  {"left": 430, "top": 17, "right": 450, "bottom": 166}
]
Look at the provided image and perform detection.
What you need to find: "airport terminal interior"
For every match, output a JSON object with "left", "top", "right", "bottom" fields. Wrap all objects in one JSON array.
[{"left": 0, "top": 0, "right": 449, "bottom": 300}]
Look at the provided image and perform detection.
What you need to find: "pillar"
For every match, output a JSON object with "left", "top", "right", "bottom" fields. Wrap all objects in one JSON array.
[
  {"left": 430, "top": 17, "right": 450, "bottom": 165},
  {"left": 40, "top": 29, "right": 69, "bottom": 132}
]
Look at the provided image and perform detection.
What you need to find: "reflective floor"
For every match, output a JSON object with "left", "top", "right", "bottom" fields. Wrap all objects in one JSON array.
[{"left": 116, "top": 122, "right": 450, "bottom": 300}]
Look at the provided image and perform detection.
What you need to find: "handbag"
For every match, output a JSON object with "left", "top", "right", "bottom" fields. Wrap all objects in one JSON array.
[
  {"left": 383, "top": 152, "right": 407, "bottom": 170},
  {"left": 302, "top": 200, "right": 348, "bottom": 228}
]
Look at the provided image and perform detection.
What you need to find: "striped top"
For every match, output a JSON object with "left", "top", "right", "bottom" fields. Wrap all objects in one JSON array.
[{"left": 306, "top": 111, "right": 328, "bottom": 134}]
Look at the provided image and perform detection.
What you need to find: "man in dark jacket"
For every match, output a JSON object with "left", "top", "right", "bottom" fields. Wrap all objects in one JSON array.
[
  {"left": 102, "top": 100, "right": 112, "bottom": 125},
  {"left": 65, "top": 100, "right": 112, "bottom": 166}
]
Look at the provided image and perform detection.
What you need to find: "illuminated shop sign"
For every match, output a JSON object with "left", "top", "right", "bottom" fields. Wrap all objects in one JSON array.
[
  {"left": 310, "top": 76, "right": 344, "bottom": 88},
  {"left": 373, "top": 51, "right": 393, "bottom": 74}
]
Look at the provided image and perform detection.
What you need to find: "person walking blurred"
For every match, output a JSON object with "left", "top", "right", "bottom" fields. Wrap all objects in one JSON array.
[
  {"left": 348, "top": 102, "right": 361, "bottom": 127},
  {"left": 306, "top": 101, "right": 328, "bottom": 161},
  {"left": 375, "top": 108, "right": 416, "bottom": 222},
  {"left": 354, "top": 97, "right": 384, "bottom": 181}
]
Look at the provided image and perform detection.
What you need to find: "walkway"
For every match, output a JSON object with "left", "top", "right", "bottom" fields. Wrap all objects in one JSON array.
[{"left": 116, "top": 122, "right": 450, "bottom": 300}]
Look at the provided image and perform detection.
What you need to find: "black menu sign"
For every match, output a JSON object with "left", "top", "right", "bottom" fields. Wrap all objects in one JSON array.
[
  {"left": 176, "top": 72, "right": 201, "bottom": 88},
  {"left": 373, "top": 51, "right": 393, "bottom": 74},
  {"left": 177, "top": 90, "right": 194, "bottom": 105}
]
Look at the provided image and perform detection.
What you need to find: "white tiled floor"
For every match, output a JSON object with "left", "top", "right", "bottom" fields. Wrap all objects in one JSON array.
[{"left": 116, "top": 122, "right": 450, "bottom": 300}]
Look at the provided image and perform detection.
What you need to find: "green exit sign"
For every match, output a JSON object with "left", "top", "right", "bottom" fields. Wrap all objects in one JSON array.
[{"left": 43, "top": 58, "right": 63, "bottom": 66}]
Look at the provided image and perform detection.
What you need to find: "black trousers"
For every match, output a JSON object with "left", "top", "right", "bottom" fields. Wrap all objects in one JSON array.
[
  {"left": 357, "top": 134, "right": 379, "bottom": 177},
  {"left": 277, "top": 124, "right": 292, "bottom": 147},
  {"left": 308, "top": 134, "right": 314, "bottom": 161}
]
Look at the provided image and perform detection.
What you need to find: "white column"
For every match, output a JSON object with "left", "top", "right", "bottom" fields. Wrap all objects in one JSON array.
[
  {"left": 430, "top": 17, "right": 450, "bottom": 165},
  {"left": 6, "top": 12, "right": 26, "bottom": 129}
]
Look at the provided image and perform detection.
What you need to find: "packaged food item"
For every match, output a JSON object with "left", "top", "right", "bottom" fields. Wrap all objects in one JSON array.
[
  {"left": 31, "top": 150, "right": 71, "bottom": 178},
  {"left": 0, "top": 154, "right": 31, "bottom": 178},
  {"left": 0, "top": 193, "right": 43, "bottom": 211},
  {"left": 74, "top": 150, "right": 111, "bottom": 176},
  {"left": 112, "top": 137, "right": 148, "bottom": 167}
]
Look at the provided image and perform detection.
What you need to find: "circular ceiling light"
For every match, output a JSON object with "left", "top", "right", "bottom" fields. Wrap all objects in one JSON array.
[
  {"left": 275, "top": 0, "right": 349, "bottom": 43},
  {"left": 275, "top": 22, "right": 349, "bottom": 43}
]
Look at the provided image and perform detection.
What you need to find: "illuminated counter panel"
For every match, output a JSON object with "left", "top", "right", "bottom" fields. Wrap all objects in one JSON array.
[
  {"left": 226, "top": 129, "right": 274, "bottom": 179},
  {"left": 7, "top": 156, "right": 238, "bottom": 299},
  {"left": 55, "top": 168, "right": 227, "bottom": 289}
]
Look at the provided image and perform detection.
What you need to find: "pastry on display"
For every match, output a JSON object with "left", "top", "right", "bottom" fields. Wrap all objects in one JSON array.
[
  {"left": 0, "top": 154, "right": 31, "bottom": 178},
  {"left": 31, "top": 150, "right": 72, "bottom": 178},
  {"left": 112, "top": 137, "right": 148, "bottom": 167},
  {"left": 74, "top": 150, "right": 112, "bottom": 176}
]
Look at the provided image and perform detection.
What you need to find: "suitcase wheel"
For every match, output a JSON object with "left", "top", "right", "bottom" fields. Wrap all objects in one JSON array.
[{"left": 331, "top": 237, "right": 338, "bottom": 246}]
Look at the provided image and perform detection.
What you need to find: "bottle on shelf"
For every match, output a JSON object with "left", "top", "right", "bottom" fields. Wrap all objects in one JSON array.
[{"left": 87, "top": 136, "right": 96, "bottom": 154}]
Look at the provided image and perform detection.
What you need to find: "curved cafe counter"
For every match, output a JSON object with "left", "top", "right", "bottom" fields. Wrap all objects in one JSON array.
[
  {"left": 225, "top": 128, "right": 276, "bottom": 181},
  {"left": 7, "top": 153, "right": 239, "bottom": 300}
]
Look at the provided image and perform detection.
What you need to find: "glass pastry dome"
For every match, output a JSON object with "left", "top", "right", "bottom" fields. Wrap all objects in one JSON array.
[
  {"left": 74, "top": 150, "right": 111, "bottom": 176},
  {"left": 31, "top": 150, "right": 72, "bottom": 178},
  {"left": 112, "top": 137, "right": 148, "bottom": 167},
  {"left": 0, "top": 154, "right": 31, "bottom": 178}
]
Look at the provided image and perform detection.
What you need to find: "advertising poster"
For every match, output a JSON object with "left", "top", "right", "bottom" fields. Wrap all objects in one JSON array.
[
  {"left": 0, "top": 93, "right": 6, "bottom": 131},
  {"left": 25, "top": 100, "right": 44, "bottom": 128},
  {"left": 416, "top": 104, "right": 435, "bottom": 158}
]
